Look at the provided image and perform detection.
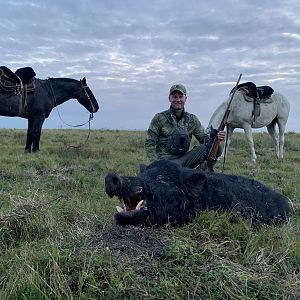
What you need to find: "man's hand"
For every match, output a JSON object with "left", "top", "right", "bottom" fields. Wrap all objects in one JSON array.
[{"left": 217, "top": 130, "right": 226, "bottom": 141}]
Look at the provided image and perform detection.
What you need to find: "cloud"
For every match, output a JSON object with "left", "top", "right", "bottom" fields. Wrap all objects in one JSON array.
[{"left": 0, "top": 0, "right": 299, "bottom": 133}]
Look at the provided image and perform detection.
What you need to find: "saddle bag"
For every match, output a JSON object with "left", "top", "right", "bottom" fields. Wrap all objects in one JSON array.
[{"left": 165, "top": 111, "right": 191, "bottom": 156}]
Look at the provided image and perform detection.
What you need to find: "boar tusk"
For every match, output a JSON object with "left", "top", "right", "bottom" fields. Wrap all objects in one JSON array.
[
  {"left": 136, "top": 200, "right": 144, "bottom": 210},
  {"left": 116, "top": 206, "right": 124, "bottom": 212}
]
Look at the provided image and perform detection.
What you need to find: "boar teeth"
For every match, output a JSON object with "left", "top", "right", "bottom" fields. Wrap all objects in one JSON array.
[
  {"left": 136, "top": 200, "right": 144, "bottom": 210},
  {"left": 116, "top": 206, "right": 124, "bottom": 212}
]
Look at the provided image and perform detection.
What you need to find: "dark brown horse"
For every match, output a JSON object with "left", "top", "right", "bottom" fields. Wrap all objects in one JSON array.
[{"left": 0, "top": 73, "right": 99, "bottom": 152}]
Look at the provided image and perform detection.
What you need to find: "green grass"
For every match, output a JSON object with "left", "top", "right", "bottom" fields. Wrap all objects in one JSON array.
[{"left": 0, "top": 129, "right": 299, "bottom": 299}]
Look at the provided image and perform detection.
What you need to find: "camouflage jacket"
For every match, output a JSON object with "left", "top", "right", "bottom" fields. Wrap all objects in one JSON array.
[{"left": 145, "top": 107, "right": 208, "bottom": 162}]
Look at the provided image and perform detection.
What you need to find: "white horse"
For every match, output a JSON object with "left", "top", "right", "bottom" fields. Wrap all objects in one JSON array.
[{"left": 207, "top": 90, "right": 290, "bottom": 164}]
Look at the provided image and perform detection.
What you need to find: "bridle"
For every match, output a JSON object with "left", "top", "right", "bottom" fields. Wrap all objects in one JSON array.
[
  {"left": 80, "top": 80, "right": 96, "bottom": 119},
  {"left": 47, "top": 78, "right": 96, "bottom": 147},
  {"left": 48, "top": 78, "right": 95, "bottom": 127}
]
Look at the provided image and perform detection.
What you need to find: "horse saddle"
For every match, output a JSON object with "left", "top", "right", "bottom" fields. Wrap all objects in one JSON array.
[
  {"left": 230, "top": 81, "right": 274, "bottom": 125},
  {"left": 0, "top": 66, "right": 36, "bottom": 86},
  {"left": 0, "top": 66, "right": 36, "bottom": 116},
  {"left": 257, "top": 86, "right": 274, "bottom": 101}
]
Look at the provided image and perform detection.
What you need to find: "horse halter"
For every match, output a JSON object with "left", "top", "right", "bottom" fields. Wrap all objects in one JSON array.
[
  {"left": 47, "top": 78, "right": 94, "bottom": 127},
  {"left": 80, "top": 80, "right": 97, "bottom": 117}
]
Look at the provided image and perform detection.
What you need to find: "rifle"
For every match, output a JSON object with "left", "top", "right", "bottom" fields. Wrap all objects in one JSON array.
[{"left": 204, "top": 73, "right": 242, "bottom": 171}]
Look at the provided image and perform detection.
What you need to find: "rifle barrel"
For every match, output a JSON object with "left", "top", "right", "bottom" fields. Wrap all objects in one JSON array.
[{"left": 206, "top": 73, "right": 242, "bottom": 163}]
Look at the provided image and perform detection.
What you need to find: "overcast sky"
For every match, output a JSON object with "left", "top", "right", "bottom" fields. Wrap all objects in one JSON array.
[{"left": 1, "top": 0, "right": 300, "bottom": 132}]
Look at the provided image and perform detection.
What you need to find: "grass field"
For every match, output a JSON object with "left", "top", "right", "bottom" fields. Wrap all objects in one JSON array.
[{"left": 0, "top": 128, "right": 299, "bottom": 299}]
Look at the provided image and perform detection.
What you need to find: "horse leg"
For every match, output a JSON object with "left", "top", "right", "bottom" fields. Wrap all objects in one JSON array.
[
  {"left": 277, "top": 119, "right": 287, "bottom": 159},
  {"left": 31, "top": 115, "right": 46, "bottom": 152},
  {"left": 25, "top": 118, "right": 34, "bottom": 153},
  {"left": 243, "top": 124, "right": 257, "bottom": 164},
  {"left": 266, "top": 122, "right": 279, "bottom": 158}
]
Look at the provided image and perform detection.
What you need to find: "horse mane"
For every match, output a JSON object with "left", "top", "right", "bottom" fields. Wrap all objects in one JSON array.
[{"left": 47, "top": 77, "right": 79, "bottom": 83}]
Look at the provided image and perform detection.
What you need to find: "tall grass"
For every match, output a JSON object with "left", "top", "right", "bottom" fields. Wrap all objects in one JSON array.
[{"left": 0, "top": 129, "right": 299, "bottom": 299}]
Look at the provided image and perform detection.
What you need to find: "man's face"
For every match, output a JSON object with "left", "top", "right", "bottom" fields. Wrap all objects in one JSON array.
[{"left": 169, "top": 91, "right": 187, "bottom": 110}]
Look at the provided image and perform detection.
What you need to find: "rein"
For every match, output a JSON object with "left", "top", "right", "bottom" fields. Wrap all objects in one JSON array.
[{"left": 47, "top": 78, "right": 94, "bottom": 148}]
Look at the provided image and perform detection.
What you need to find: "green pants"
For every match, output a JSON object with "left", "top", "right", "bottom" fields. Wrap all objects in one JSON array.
[{"left": 168, "top": 144, "right": 223, "bottom": 169}]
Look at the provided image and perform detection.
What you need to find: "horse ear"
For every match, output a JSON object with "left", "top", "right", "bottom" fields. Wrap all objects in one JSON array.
[{"left": 82, "top": 77, "right": 87, "bottom": 85}]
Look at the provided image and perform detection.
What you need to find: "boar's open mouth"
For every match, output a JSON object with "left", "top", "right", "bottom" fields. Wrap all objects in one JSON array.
[
  {"left": 115, "top": 187, "right": 145, "bottom": 213},
  {"left": 105, "top": 173, "right": 145, "bottom": 213}
]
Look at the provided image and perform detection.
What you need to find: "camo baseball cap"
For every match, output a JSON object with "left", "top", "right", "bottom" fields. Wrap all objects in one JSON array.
[{"left": 169, "top": 84, "right": 186, "bottom": 95}]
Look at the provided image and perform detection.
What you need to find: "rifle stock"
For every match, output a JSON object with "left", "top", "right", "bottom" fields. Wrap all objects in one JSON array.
[
  {"left": 204, "top": 74, "right": 242, "bottom": 168},
  {"left": 207, "top": 110, "right": 230, "bottom": 161}
]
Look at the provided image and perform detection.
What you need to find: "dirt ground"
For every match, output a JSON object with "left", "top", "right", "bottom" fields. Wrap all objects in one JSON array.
[{"left": 91, "top": 224, "right": 173, "bottom": 260}]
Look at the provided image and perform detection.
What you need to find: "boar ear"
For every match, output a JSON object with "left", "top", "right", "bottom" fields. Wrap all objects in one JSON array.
[{"left": 184, "top": 172, "right": 208, "bottom": 195}]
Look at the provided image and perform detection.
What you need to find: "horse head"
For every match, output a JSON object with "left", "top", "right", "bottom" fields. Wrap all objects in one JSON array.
[{"left": 75, "top": 77, "right": 99, "bottom": 113}]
